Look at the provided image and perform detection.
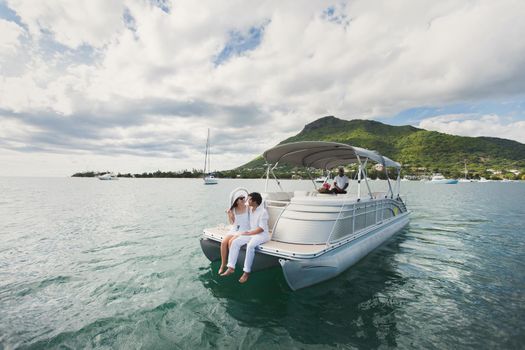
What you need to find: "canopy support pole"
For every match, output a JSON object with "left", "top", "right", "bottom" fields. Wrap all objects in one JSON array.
[
  {"left": 264, "top": 163, "right": 271, "bottom": 192},
  {"left": 356, "top": 155, "right": 362, "bottom": 201},
  {"left": 270, "top": 162, "right": 284, "bottom": 192},
  {"left": 385, "top": 166, "right": 393, "bottom": 198},
  {"left": 361, "top": 159, "right": 373, "bottom": 199},
  {"left": 395, "top": 168, "right": 401, "bottom": 198},
  {"left": 305, "top": 168, "right": 317, "bottom": 189}
]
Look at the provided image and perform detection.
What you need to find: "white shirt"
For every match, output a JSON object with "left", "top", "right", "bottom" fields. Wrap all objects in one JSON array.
[
  {"left": 334, "top": 174, "right": 349, "bottom": 189},
  {"left": 249, "top": 205, "right": 269, "bottom": 235},
  {"left": 230, "top": 208, "right": 251, "bottom": 233}
]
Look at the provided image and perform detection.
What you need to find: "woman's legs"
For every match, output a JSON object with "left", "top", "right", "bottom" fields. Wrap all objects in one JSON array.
[{"left": 219, "top": 234, "right": 235, "bottom": 274}]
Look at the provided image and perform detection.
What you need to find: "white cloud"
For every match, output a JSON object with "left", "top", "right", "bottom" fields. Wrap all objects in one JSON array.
[
  {"left": 418, "top": 114, "right": 525, "bottom": 143},
  {"left": 1, "top": 0, "right": 525, "bottom": 176},
  {"left": 5, "top": 0, "right": 125, "bottom": 48},
  {"left": 0, "top": 19, "right": 24, "bottom": 53}
]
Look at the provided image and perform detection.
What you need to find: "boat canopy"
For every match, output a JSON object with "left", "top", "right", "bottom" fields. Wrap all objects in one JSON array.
[{"left": 263, "top": 141, "right": 401, "bottom": 169}]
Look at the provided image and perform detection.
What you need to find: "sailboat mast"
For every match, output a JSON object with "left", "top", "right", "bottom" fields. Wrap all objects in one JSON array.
[
  {"left": 203, "top": 129, "right": 209, "bottom": 178},
  {"left": 464, "top": 159, "right": 468, "bottom": 179},
  {"left": 207, "top": 129, "right": 211, "bottom": 174}
]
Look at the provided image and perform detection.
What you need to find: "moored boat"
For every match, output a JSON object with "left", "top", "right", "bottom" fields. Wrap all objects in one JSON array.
[
  {"left": 98, "top": 173, "right": 118, "bottom": 180},
  {"left": 200, "top": 141, "right": 410, "bottom": 290},
  {"left": 429, "top": 173, "right": 458, "bottom": 184}
]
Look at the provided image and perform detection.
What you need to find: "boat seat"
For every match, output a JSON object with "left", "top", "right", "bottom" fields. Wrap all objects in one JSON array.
[
  {"left": 203, "top": 226, "right": 326, "bottom": 257},
  {"left": 293, "top": 190, "right": 311, "bottom": 197},
  {"left": 290, "top": 195, "right": 361, "bottom": 206},
  {"left": 263, "top": 192, "right": 293, "bottom": 201}
]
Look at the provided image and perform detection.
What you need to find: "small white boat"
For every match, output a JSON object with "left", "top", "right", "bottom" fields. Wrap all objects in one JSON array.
[
  {"left": 479, "top": 177, "right": 491, "bottom": 183},
  {"left": 203, "top": 129, "right": 218, "bottom": 185},
  {"left": 204, "top": 174, "right": 218, "bottom": 185},
  {"left": 201, "top": 141, "right": 410, "bottom": 290},
  {"left": 98, "top": 173, "right": 118, "bottom": 180},
  {"left": 429, "top": 173, "right": 458, "bottom": 184}
]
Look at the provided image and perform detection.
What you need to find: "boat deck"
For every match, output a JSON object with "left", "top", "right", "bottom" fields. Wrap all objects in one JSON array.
[{"left": 203, "top": 225, "right": 328, "bottom": 259}]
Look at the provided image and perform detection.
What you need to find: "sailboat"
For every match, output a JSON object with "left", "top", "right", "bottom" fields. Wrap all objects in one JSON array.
[
  {"left": 458, "top": 160, "right": 473, "bottom": 182},
  {"left": 203, "top": 129, "right": 218, "bottom": 185}
]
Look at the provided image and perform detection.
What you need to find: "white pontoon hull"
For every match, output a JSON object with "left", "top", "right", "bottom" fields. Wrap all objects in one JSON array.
[
  {"left": 201, "top": 209, "right": 409, "bottom": 290},
  {"left": 279, "top": 212, "right": 409, "bottom": 290}
]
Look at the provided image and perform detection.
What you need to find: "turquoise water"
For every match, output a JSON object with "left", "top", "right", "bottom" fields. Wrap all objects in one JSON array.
[{"left": 1, "top": 178, "right": 524, "bottom": 349}]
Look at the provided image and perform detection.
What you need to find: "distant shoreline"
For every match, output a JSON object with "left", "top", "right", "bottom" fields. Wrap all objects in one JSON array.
[{"left": 72, "top": 170, "right": 524, "bottom": 181}]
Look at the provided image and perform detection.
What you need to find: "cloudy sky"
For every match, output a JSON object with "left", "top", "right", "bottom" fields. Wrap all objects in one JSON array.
[{"left": 1, "top": 0, "right": 525, "bottom": 176}]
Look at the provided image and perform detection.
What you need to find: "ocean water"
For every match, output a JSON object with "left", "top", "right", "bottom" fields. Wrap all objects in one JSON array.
[{"left": 1, "top": 177, "right": 524, "bottom": 349}]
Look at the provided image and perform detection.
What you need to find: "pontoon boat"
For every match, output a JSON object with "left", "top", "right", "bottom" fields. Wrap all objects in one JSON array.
[{"left": 201, "top": 141, "right": 410, "bottom": 290}]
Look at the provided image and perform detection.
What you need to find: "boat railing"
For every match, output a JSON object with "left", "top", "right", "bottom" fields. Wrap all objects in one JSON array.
[
  {"left": 325, "top": 197, "right": 407, "bottom": 245},
  {"left": 325, "top": 195, "right": 356, "bottom": 246}
]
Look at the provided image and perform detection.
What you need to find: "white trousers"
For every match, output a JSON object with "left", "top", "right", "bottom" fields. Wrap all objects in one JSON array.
[{"left": 227, "top": 233, "right": 270, "bottom": 273}]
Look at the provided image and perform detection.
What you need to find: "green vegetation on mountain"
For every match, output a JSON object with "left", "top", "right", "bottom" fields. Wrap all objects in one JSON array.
[{"left": 228, "top": 116, "right": 525, "bottom": 179}]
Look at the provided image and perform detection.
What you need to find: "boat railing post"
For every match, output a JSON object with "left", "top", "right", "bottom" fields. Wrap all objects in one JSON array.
[
  {"left": 325, "top": 196, "right": 350, "bottom": 246},
  {"left": 352, "top": 203, "right": 356, "bottom": 236}
]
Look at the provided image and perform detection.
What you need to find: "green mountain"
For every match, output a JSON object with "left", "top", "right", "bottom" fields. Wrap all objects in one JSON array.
[{"left": 230, "top": 116, "right": 525, "bottom": 179}]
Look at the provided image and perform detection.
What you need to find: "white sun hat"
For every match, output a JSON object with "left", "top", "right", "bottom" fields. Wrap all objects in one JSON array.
[{"left": 229, "top": 187, "right": 249, "bottom": 209}]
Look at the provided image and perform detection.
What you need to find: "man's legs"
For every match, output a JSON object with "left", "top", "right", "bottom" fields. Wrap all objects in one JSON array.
[
  {"left": 223, "top": 235, "right": 251, "bottom": 275},
  {"left": 240, "top": 233, "right": 270, "bottom": 283}
]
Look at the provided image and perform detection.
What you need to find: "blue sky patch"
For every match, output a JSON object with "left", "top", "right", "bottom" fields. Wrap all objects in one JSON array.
[
  {"left": 150, "top": 0, "right": 171, "bottom": 14},
  {"left": 379, "top": 98, "right": 525, "bottom": 126},
  {"left": 123, "top": 8, "right": 137, "bottom": 33},
  {"left": 214, "top": 22, "right": 268, "bottom": 66},
  {"left": 0, "top": 1, "right": 26, "bottom": 29},
  {"left": 322, "top": 5, "right": 350, "bottom": 27}
]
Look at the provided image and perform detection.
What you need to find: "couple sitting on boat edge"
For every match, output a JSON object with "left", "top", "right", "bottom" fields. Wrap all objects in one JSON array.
[{"left": 218, "top": 191, "right": 269, "bottom": 283}]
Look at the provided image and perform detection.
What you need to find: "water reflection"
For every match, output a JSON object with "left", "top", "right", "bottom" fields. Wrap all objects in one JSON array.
[{"left": 199, "top": 233, "right": 408, "bottom": 348}]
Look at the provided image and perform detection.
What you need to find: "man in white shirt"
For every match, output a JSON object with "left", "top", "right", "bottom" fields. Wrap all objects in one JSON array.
[
  {"left": 222, "top": 192, "right": 270, "bottom": 283},
  {"left": 332, "top": 167, "right": 349, "bottom": 194}
]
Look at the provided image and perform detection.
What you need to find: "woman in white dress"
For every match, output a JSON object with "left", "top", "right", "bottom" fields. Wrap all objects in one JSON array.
[{"left": 218, "top": 189, "right": 250, "bottom": 275}]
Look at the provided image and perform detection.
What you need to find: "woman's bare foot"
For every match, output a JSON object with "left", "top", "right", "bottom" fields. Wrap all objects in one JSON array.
[
  {"left": 218, "top": 265, "right": 226, "bottom": 275},
  {"left": 220, "top": 267, "right": 235, "bottom": 276},
  {"left": 239, "top": 272, "right": 249, "bottom": 283}
]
